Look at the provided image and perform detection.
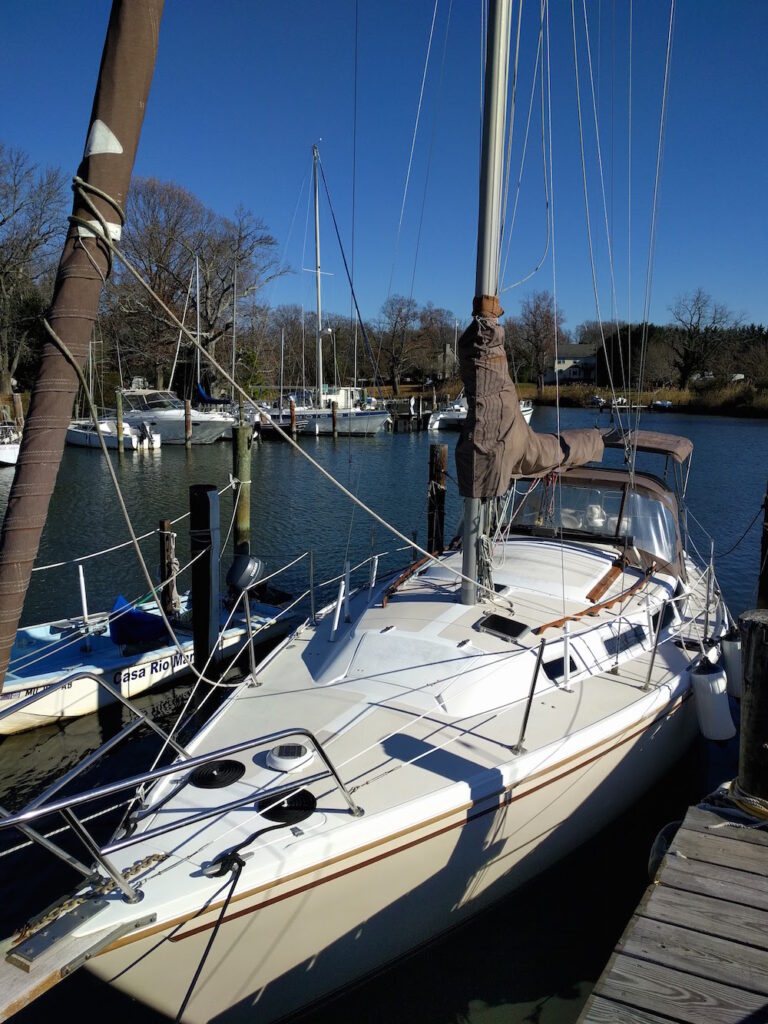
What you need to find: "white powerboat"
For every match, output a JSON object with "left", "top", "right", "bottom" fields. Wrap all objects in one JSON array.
[
  {"left": 0, "top": 422, "right": 21, "bottom": 466},
  {"left": 0, "top": 589, "right": 293, "bottom": 735},
  {"left": 117, "top": 381, "right": 235, "bottom": 444},
  {"left": 429, "top": 392, "right": 533, "bottom": 430},
  {"left": 66, "top": 417, "right": 161, "bottom": 451}
]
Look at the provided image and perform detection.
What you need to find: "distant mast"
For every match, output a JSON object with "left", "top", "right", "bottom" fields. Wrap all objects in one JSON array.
[
  {"left": 0, "top": 0, "right": 164, "bottom": 689},
  {"left": 313, "top": 144, "right": 324, "bottom": 405}
]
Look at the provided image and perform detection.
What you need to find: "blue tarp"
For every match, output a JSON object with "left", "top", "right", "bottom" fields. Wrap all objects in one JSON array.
[
  {"left": 109, "top": 595, "right": 169, "bottom": 647},
  {"left": 196, "top": 382, "right": 231, "bottom": 406}
]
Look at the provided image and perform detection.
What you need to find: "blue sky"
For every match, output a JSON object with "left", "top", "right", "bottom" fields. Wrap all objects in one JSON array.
[{"left": 2, "top": 1, "right": 767, "bottom": 334}]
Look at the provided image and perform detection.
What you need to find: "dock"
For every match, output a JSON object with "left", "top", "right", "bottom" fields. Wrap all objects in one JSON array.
[{"left": 578, "top": 795, "right": 768, "bottom": 1023}]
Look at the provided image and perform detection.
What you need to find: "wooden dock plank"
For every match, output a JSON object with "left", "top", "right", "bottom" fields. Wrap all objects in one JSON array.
[
  {"left": 640, "top": 885, "right": 768, "bottom": 951},
  {"left": 619, "top": 915, "right": 768, "bottom": 996},
  {"left": 660, "top": 855, "right": 768, "bottom": 912},
  {"left": 578, "top": 802, "right": 768, "bottom": 1024},
  {"left": 593, "top": 954, "right": 768, "bottom": 1023},
  {"left": 578, "top": 994, "right": 673, "bottom": 1023},
  {"left": 678, "top": 806, "right": 768, "bottom": 849},
  {"left": 670, "top": 826, "right": 768, "bottom": 877}
]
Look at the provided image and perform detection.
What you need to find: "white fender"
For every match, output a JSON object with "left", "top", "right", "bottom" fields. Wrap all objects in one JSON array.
[
  {"left": 721, "top": 630, "right": 742, "bottom": 699},
  {"left": 691, "top": 656, "right": 736, "bottom": 741}
]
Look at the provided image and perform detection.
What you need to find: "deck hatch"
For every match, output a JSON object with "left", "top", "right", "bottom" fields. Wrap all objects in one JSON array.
[{"left": 476, "top": 614, "right": 530, "bottom": 643}]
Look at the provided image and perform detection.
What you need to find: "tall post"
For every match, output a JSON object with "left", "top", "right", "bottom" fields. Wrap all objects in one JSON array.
[
  {"left": 12, "top": 394, "right": 24, "bottom": 431},
  {"left": 460, "top": 0, "right": 511, "bottom": 607},
  {"left": 184, "top": 398, "right": 192, "bottom": 448},
  {"left": 115, "top": 389, "right": 123, "bottom": 450},
  {"left": 737, "top": 608, "right": 768, "bottom": 804},
  {"left": 0, "top": 0, "right": 164, "bottom": 690},
  {"left": 232, "top": 423, "right": 252, "bottom": 556},
  {"left": 231, "top": 258, "right": 237, "bottom": 404},
  {"left": 332, "top": 401, "right": 338, "bottom": 438},
  {"left": 428, "top": 443, "right": 448, "bottom": 555},
  {"left": 290, "top": 398, "right": 297, "bottom": 438},
  {"left": 190, "top": 484, "right": 220, "bottom": 675},
  {"left": 313, "top": 145, "right": 324, "bottom": 405},
  {"left": 158, "top": 517, "right": 180, "bottom": 617},
  {"left": 759, "top": 474, "right": 768, "bottom": 609}
]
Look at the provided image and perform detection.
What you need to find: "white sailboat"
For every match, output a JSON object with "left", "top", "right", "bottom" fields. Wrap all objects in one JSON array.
[
  {"left": 0, "top": 4, "right": 738, "bottom": 1024},
  {"left": 259, "top": 146, "right": 391, "bottom": 438}
]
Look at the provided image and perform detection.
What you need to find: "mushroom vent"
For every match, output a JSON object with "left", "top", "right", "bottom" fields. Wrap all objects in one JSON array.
[
  {"left": 266, "top": 743, "right": 314, "bottom": 773},
  {"left": 189, "top": 759, "right": 246, "bottom": 789}
]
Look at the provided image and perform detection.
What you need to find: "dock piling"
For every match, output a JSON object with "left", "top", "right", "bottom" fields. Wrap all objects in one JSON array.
[
  {"left": 231, "top": 424, "right": 252, "bottom": 555},
  {"left": 427, "top": 443, "right": 447, "bottom": 554},
  {"left": 184, "top": 399, "right": 192, "bottom": 448},
  {"left": 115, "top": 390, "right": 123, "bottom": 450},
  {"left": 189, "top": 485, "right": 220, "bottom": 675},
  {"left": 737, "top": 607, "right": 768, "bottom": 806}
]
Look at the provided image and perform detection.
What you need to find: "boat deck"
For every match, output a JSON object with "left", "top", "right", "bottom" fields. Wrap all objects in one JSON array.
[{"left": 578, "top": 802, "right": 768, "bottom": 1023}]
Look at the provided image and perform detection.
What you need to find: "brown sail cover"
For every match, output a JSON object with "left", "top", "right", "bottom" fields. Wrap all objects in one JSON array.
[
  {"left": 0, "top": 0, "right": 164, "bottom": 688},
  {"left": 455, "top": 315, "right": 604, "bottom": 497}
]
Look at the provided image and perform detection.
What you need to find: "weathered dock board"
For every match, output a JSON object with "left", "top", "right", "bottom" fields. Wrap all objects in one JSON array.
[{"left": 578, "top": 802, "right": 768, "bottom": 1024}]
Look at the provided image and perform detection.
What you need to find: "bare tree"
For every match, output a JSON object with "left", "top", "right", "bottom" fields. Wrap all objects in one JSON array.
[
  {"left": 505, "top": 290, "right": 565, "bottom": 394},
  {"left": 0, "top": 144, "right": 67, "bottom": 393},
  {"left": 669, "top": 288, "right": 737, "bottom": 388},
  {"left": 107, "top": 178, "right": 284, "bottom": 395},
  {"left": 376, "top": 294, "right": 420, "bottom": 395}
]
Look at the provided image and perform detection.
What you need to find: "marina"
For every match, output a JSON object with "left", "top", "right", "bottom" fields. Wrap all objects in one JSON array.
[
  {"left": 0, "top": 408, "right": 763, "bottom": 1023},
  {"left": 0, "top": 1, "right": 766, "bottom": 1023}
]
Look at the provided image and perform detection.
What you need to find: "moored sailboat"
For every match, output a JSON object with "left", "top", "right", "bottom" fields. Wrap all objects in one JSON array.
[{"left": 0, "top": 3, "right": 738, "bottom": 1023}]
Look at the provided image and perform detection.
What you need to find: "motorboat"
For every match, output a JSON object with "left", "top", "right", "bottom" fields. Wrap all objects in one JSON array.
[
  {"left": 0, "top": 422, "right": 21, "bottom": 467},
  {"left": 66, "top": 417, "right": 161, "bottom": 451},
  {"left": 0, "top": 588, "right": 293, "bottom": 735},
  {"left": 117, "top": 380, "right": 235, "bottom": 444},
  {"left": 428, "top": 392, "right": 533, "bottom": 429}
]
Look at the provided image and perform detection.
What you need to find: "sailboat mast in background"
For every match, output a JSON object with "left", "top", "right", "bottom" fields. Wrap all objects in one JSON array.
[{"left": 313, "top": 144, "right": 324, "bottom": 405}]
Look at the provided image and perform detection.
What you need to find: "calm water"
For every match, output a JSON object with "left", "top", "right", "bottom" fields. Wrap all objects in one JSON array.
[{"left": 1, "top": 406, "right": 763, "bottom": 1023}]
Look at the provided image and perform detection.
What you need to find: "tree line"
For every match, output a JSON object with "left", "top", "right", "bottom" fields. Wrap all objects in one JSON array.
[{"left": 2, "top": 142, "right": 766, "bottom": 405}]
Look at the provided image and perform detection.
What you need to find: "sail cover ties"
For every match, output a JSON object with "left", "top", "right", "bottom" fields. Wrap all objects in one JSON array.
[{"left": 455, "top": 314, "right": 604, "bottom": 498}]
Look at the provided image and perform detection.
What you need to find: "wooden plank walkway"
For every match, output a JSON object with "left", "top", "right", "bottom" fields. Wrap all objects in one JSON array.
[{"left": 578, "top": 801, "right": 768, "bottom": 1024}]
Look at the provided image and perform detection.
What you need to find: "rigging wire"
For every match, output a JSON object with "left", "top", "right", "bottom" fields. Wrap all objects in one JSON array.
[
  {"left": 544, "top": 0, "right": 568, "bottom": 622},
  {"left": 387, "top": 0, "right": 439, "bottom": 300},
  {"left": 500, "top": 4, "right": 550, "bottom": 293},
  {"left": 580, "top": 0, "right": 629, "bottom": 395},
  {"left": 569, "top": 0, "right": 627, "bottom": 434},
  {"left": 632, "top": 0, "right": 676, "bottom": 462},
  {"left": 408, "top": 0, "right": 453, "bottom": 301}
]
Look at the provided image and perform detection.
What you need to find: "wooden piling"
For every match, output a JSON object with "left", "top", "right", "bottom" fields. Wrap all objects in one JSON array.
[
  {"left": 115, "top": 390, "right": 123, "bottom": 450},
  {"left": 158, "top": 518, "right": 180, "bottom": 617},
  {"left": 189, "top": 484, "right": 220, "bottom": 674},
  {"left": 11, "top": 393, "right": 23, "bottom": 431},
  {"left": 427, "top": 443, "right": 447, "bottom": 555},
  {"left": 290, "top": 398, "right": 297, "bottom": 437},
  {"left": 184, "top": 399, "right": 192, "bottom": 448},
  {"left": 231, "top": 423, "right": 252, "bottom": 556},
  {"left": 759, "top": 474, "right": 768, "bottom": 609},
  {"left": 332, "top": 401, "right": 338, "bottom": 438},
  {"left": 737, "top": 607, "right": 768, "bottom": 804}
]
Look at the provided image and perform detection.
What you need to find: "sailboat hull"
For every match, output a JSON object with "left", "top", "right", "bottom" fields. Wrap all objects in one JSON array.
[{"left": 86, "top": 691, "right": 696, "bottom": 1023}]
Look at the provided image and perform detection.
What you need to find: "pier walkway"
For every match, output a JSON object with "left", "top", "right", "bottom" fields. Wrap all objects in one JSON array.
[{"left": 578, "top": 796, "right": 768, "bottom": 1023}]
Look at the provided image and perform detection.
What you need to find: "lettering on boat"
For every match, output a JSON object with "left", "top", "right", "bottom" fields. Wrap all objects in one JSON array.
[{"left": 113, "top": 650, "right": 191, "bottom": 686}]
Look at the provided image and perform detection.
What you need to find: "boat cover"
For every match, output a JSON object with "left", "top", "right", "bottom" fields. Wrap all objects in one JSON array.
[
  {"left": 109, "top": 595, "right": 169, "bottom": 647},
  {"left": 601, "top": 427, "right": 693, "bottom": 464},
  {"left": 455, "top": 315, "right": 604, "bottom": 497}
]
